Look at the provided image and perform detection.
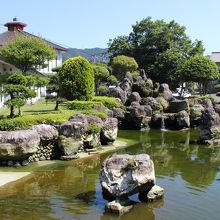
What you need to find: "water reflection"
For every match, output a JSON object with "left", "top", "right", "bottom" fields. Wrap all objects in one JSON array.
[{"left": 0, "top": 129, "right": 220, "bottom": 219}]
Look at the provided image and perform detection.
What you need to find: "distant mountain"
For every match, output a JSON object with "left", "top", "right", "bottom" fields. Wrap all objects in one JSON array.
[{"left": 62, "top": 48, "right": 110, "bottom": 63}]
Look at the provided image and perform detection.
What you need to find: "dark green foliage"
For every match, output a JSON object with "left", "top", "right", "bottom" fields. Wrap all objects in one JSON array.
[
  {"left": 0, "top": 36, "right": 56, "bottom": 73},
  {"left": 111, "top": 55, "right": 138, "bottom": 80},
  {"left": 92, "top": 96, "right": 124, "bottom": 109},
  {"left": 132, "top": 79, "right": 153, "bottom": 97},
  {"left": 97, "top": 85, "right": 108, "bottom": 95},
  {"left": 197, "top": 95, "right": 215, "bottom": 104},
  {"left": 177, "top": 55, "right": 219, "bottom": 95},
  {"left": 87, "top": 123, "right": 101, "bottom": 134},
  {"left": 92, "top": 63, "right": 110, "bottom": 94},
  {"left": 107, "top": 75, "right": 118, "bottom": 85},
  {"left": 59, "top": 56, "right": 94, "bottom": 101},
  {"left": 66, "top": 101, "right": 103, "bottom": 110},
  {"left": 108, "top": 17, "right": 204, "bottom": 84},
  {"left": 2, "top": 73, "right": 36, "bottom": 117}
]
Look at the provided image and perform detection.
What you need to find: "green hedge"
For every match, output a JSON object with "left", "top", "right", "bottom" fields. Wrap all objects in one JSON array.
[
  {"left": 0, "top": 109, "right": 107, "bottom": 131},
  {"left": 66, "top": 101, "right": 103, "bottom": 110},
  {"left": 92, "top": 96, "right": 124, "bottom": 109},
  {"left": 0, "top": 113, "right": 69, "bottom": 131}
]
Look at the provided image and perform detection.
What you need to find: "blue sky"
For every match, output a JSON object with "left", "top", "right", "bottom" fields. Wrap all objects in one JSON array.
[{"left": 0, "top": 0, "right": 219, "bottom": 54}]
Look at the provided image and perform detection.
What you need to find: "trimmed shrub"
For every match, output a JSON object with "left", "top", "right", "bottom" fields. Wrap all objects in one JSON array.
[
  {"left": 66, "top": 101, "right": 103, "bottom": 110},
  {"left": 92, "top": 96, "right": 124, "bottom": 109},
  {"left": 111, "top": 55, "right": 138, "bottom": 80},
  {"left": 0, "top": 113, "right": 69, "bottom": 131},
  {"left": 59, "top": 56, "right": 94, "bottom": 101}
]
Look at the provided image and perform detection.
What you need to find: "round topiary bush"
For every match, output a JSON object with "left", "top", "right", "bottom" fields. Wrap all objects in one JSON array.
[{"left": 59, "top": 56, "right": 94, "bottom": 101}]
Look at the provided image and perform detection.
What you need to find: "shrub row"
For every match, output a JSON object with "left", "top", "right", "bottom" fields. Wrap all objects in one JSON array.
[{"left": 66, "top": 101, "right": 103, "bottom": 110}]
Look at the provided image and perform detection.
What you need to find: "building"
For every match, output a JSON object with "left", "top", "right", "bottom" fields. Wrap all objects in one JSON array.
[
  {"left": 210, "top": 52, "right": 220, "bottom": 71},
  {"left": 0, "top": 17, "right": 67, "bottom": 75}
]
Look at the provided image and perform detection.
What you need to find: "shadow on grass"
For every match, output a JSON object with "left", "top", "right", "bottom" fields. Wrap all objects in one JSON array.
[{"left": 23, "top": 109, "right": 57, "bottom": 114}]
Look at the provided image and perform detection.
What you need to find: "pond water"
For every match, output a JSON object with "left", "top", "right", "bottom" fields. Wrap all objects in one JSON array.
[{"left": 1, "top": 129, "right": 220, "bottom": 220}]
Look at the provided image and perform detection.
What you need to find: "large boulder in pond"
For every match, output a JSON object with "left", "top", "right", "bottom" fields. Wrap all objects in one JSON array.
[
  {"left": 198, "top": 108, "right": 220, "bottom": 144},
  {"left": 58, "top": 135, "right": 82, "bottom": 157},
  {"left": 176, "top": 110, "right": 190, "bottom": 129},
  {"left": 0, "top": 130, "right": 40, "bottom": 160},
  {"left": 100, "top": 118, "right": 118, "bottom": 144},
  {"left": 169, "top": 99, "right": 189, "bottom": 113},
  {"left": 100, "top": 154, "right": 155, "bottom": 198},
  {"left": 190, "top": 104, "right": 204, "bottom": 127},
  {"left": 59, "top": 113, "right": 88, "bottom": 138}
]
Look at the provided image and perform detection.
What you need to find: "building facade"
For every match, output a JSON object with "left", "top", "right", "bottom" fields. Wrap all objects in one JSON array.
[{"left": 0, "top": 17, "right": 67, "bottom": 75}]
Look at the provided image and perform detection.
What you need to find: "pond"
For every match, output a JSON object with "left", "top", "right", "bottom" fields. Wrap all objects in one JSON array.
[{"left": 0, "top": 129, "right": 220, "bottom": 220}]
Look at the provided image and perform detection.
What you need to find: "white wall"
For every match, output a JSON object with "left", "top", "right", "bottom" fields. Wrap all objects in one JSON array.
[{"left": 38, "top": 50, "right": 63, "bottom": 74}]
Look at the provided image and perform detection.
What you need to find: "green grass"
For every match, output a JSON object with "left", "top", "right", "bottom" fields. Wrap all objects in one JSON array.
[{"left": 0, "top": 98, "right": 108, "bottom": 130}]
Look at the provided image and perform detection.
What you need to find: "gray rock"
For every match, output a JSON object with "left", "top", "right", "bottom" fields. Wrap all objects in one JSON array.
[
  {"left": 140, "top": 97, "right": 162, "bottom": 111},
  {"left": 127, "top": 92, "right": 141, "bottom": 105},
  {"left": 124, "top": 72, "right": 133, "bottom": 83},
  {"left": 151, "top": 113, "right": 177, "bottom": 129},
  {"left": 59, "top": 113, "right": 88, "bottom": 138},
  {"left": 199, "top": 108, "right": 220, "bottom": 144},
  {"left": 100, "top": 154, "right": 155, "bottom": 198},
  {"left": 32, "top": 124, "right": 59, "bottom": 141},
  {"left": 58, "top": 136, "right": 82, "bottom": 156},
  {"left": 113, "top": 108, "right": 125, "bottom": 119},
  {"left": 177, "top": 110, "right": 190, "bottom": 129},
  {"left": 0, "top": 130, "right": 40, "bottom": 160},
  {"left": 201, "top": 98, "right": 213, "bottom": 109},
  {"left": 139, "top": 185, "right": 164, "bottom": 202},
  {"left": 158, "top": 83, "right": 173, "bottom": 101},
  {"left": 84, "top": 133, "right": 101, "bottom": 149},
  {"left": 120, "top": 78, "right": 132, "bottom": 93},
  {"left": 140, "top": 69, "right": 147, "bottom": 81},
  {"left": 142, "top": 105, "right": 153, "bottom": 116},
  {"left": 108, "top": 87, "right": 127, "bottom": 104},
  {"left": 86, "top": 115, "right": 103, "bottom": 128},
  {"left": 100, "top": 118, "right": 118, "bottom": 144},
  {"left": 169, "top": 99, "right": 189, "bottom": 113},
  {"left": 22, "top": 160, "right": 29, "bottom": 166},
  {"left": 106, "top": 200, "right": 133, "bottom": 214},
  {"left": 190, "top": 104, "right": 204, "bottom": 127}
]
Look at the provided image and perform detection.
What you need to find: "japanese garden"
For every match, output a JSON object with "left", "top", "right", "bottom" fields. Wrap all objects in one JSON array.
[{"left": 0, "top": 16, "right": 220, "bottom": 220}]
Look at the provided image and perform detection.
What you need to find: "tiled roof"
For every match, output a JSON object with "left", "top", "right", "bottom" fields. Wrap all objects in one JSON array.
[{"left": 0, "top": 30, "right": 67, "bottom": 51}]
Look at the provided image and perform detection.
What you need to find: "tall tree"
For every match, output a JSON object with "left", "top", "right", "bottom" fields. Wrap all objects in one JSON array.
[
  {"left": 177, "top": 55, "right": 219, "bottom": 95},
  {"left": 0, "top": 36, "right": 56, "bottom": 73},
  {"left": 108, "top": 17, "right": 204, "bottom": 84}
]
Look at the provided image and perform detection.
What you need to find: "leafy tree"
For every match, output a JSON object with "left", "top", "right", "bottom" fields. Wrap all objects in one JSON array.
[
  {"left": 92, "top": 63, "right": 110, "bottom": 95},
  {"left": 108, "top": 17, "right": 204, "bottom": 83},
  {"left": 59, "top": 56, "right": 94, "bottom": 101},
  {"left": 111, "top": 55, "right": 138, "bottom": 80},
  {"left": 2, "top": 73, "right": 36, "bottom": 117},
  {"left": 0, "top": 36, "right": 56, "bottom": 73},
  {"left": 177, "top": 55, "right": 219, "bottom": 95}
]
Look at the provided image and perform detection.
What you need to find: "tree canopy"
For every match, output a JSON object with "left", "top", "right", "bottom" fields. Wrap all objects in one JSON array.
[
  {"left": 0, "top": 36, "right": 56, "bottom": 73},
  {"left": 177, "top": 55, "right": 219, "bottom": 95},
  {"left": 111, "top": 55, "right": 138, "bottom": 80},
  {"left": 108, "top": 17, "right": 204, "bottom": 84}
]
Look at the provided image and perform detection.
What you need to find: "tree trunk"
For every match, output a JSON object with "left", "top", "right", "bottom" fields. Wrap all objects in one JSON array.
[
  {"left": 18, "top": 106, "right": 22, "bottom": 116},
  {"left": 10, "top": 106, "right": 15, "bottom": 118}
]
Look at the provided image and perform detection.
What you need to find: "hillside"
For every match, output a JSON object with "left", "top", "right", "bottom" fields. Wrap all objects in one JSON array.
[{"left": 62, "top": 48, "right": 110, "bottom": 63}]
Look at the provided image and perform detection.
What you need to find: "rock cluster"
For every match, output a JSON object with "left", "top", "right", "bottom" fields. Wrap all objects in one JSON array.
[
  {"left": 100, "top": 154, "right": 164, "bottom": 214},
  {"left": 0, "top": 113, "right": 118, "bottom": 166}
]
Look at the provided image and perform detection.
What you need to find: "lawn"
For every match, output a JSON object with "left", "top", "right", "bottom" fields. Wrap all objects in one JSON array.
[{"left": 0, "top": 98, "right": 58, "bottom": 117}]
